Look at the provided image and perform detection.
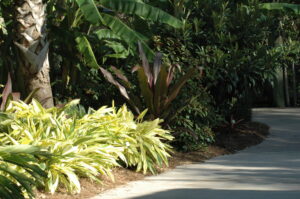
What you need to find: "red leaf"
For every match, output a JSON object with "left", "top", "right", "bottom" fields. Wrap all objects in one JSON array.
[
  {"left": 138, "top": 42, "right": 153, "bottom": 87},
  {"left": 1, "top": 73, "right": 13, "bottom": 111}
]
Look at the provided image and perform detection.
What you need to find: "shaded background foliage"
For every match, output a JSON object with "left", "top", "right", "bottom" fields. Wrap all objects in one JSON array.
[
  {"left": 1, "top": 1, "right": 300, "bottom": 198},
  {"left": 0, "top": 0, "right": 299, "bottom": 151},
  {"left": 0, "top": 0, "right": 299, "bottom": 197}
]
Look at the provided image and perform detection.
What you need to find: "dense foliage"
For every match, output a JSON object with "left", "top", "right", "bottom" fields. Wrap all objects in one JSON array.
[
  {"left": 0, "top": 100, "right": 172, "bottom": 196},
  {"left": 0, "top": 0, "right": 300, "bottom": 197},
  {"left": 0, "top": 145, "right": 47, "bottom": 199},
  {"left": 152, "top": 0, "right": 300, "bottom": 118}
]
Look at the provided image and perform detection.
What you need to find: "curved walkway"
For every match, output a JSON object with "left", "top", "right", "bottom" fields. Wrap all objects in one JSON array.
[{"left": 92, "top": 108, "right": 300, "bottom": 199}]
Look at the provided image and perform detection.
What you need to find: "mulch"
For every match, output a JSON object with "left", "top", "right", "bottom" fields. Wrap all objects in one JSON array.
[{"left": 37, "top": 121, "right": 269, "bottom": 199}]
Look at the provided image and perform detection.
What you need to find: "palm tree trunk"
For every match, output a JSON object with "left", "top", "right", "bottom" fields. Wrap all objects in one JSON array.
[{"left": 14, "top": 0, "right": 54, "bottom": 108}]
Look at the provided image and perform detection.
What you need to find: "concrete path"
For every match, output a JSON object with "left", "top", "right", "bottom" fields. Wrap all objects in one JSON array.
[{"left": 92, "top": 108, "right": 300, "bottom": 199}]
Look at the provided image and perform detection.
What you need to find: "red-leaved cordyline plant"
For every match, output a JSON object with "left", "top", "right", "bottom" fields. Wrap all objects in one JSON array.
[
  {"left": 0, "top": 73, "right": 20, "bottom": 111},
  {"left": 0, "top": 73, "right": 39, "bottom": 111},
  {"left": 101, "top": 42, "right": 203, "bottom": 125}
]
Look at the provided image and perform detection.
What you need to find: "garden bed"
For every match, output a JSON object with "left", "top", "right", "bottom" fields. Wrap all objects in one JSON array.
[{"left": 37, "top": 121, "right": 269, "bottom": 199}]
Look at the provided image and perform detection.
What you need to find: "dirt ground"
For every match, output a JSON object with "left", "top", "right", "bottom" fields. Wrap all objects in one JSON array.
[{"left": 37, "top": 121, "right": 269, "bottom": 199}]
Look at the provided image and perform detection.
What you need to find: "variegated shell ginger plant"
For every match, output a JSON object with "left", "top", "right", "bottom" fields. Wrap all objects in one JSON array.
[
  {"left": 101, "top": 43, "right": 204, "bottom": 125},
  {"left": 14, "top": 0, "right": 54, "bottom": 108},
  {"left": 2, "top": 99, "right": 173, "bottom": 194}
]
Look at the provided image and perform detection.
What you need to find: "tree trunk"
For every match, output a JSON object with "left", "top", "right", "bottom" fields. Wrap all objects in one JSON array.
[
  {"left": 14, "top": 0, "right": 54, "bottom": 108},
  {"left": 283, "top": 66, "right": 290, "bottom": 107},
  {"left": 273, "top": 36, "right": 285, "bottom": 107},
  {"left": 273, "top": 67, "right": 285, "bottom": 107},
  {"left": 291, "top": 62, "right": 297, "bottom": 106}
]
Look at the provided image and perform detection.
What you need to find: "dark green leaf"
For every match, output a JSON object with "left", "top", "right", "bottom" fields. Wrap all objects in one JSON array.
[{"left": 101, "top": 0, "right": 183, "bottom": 28}]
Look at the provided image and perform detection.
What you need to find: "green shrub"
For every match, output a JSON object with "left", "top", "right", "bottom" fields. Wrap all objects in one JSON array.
[
  {"left": 77, "top": 106, "right": 173, "bottom": 174},
  {"left": 171, "top": 87, "right": 222, "bottom": 151},
  {"left": 151, "top": 0, "right": 299, "bottom": 121},
  {"left": 0, "top": 145, "right": 48, "bottom": 199},
  {"left": 3, "top": 100, "right": 120, "bottom": 194},
  {"left": 1, "top": 99, "right": 173, "bottom": 194}
]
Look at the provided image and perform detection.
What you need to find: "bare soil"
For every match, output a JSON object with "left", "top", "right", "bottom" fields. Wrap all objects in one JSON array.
[{"left": 37, "top": 121, "right": 269, "bottom": 199}]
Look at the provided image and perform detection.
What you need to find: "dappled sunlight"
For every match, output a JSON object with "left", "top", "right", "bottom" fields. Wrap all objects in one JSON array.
[
  {"left": 131, "top": 189, "right": 300, "bottom": 199},
  {"left": 94, "top": 108, "right": 300, "bottom": 199},
  {"left": 144, "top": 162, "right": 300, "bottom": 188}
]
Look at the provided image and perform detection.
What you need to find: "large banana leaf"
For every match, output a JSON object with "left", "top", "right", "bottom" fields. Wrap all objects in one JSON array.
[
  {"left": 76, "top": 0, "right": 154, "bottom": 58},
  {"left": 260, "top": 3, "right": 300, "bottom": 15},
  {"left": 75, "top": 0, "right": 154, "bottom": 58},
  {"left": 93, "top": 29, "right": 145, "bottom": 60},
  {"left": 75, "top": 0, "right": 104, "bottom": 24},
  {"left": 76, "top": 35, "right": 131, "bottom": 99},
  {"left": 80, "top": 30, "right": 131, "bottom": 62},
  {"left": 76, "top": 0, "right": 183, "bottom": 59},
  {"left": 103, "top": 40, "right": 130, "bottom": 59},
  {"left": 93, "top": 29, "right": 122, "bottom": 40},
  {"left": 102, "top": 13, "right": 155, "bottom": 59},
  {"left": 100, "top": 0, "right": 183, "bottom": 28},
  {"left": 75, "top": 35, "right": 99, "bottom": 69}
]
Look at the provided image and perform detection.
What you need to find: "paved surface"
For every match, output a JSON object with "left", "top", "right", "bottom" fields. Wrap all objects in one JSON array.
[{"left": 92, "top": 108, "right": 300, "bottom": 199}]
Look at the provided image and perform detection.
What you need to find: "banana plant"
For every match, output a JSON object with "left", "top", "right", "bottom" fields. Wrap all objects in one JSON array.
[
  {"left": 47, "top": 0, "right": 183, "bottom": 94},
  {"left": 77, "top": 36, "right": 202, "bottom": 123},
  {"left": 75, "top": 0, "right": 183, "bottom": 59},
  {"left": 260, "top": 3, "right": 300, "bottom": 15}
]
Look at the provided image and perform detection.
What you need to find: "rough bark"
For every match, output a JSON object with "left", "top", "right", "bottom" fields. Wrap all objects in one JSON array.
[{"left": 14, "top": 0, "right": 54, "bottom": 108}]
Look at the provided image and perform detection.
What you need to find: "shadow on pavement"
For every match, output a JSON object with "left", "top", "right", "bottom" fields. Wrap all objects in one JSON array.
[{"left": 131, "top": 188, "right": 300, "bottom": 199}]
